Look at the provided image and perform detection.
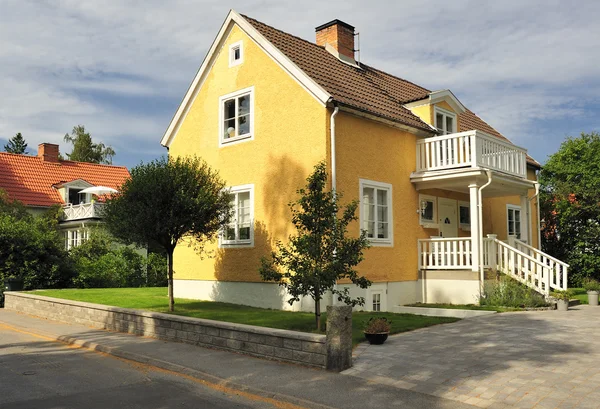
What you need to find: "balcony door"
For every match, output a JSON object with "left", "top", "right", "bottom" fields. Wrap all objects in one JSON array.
[{"left": 438, "top": 198, "right": 458, "bottom": 238}]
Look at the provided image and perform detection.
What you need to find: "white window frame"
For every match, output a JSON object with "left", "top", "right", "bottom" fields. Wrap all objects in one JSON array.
[
  {"left": 359, "top": 179, "right": 393, "bottom": 247},
  {"left": 220, "top": 184, "right": 254, "bottom": 248},
  {"left": 507, "top": 204, "right": 522, "bottom": 240},
  {"left": 419, "top": 194, "right": 438, "bottom": 228},
  {"left": 434, "top": 106, "right": 457, "bottom": 135},
  {"left": 367, "top": 285, "right": 387, "bottom": 312},
  {"left": 458, "top": 201, "right": 470, "bottom": 231},
  {"left": 218, "top": 86, "right": 255, "bottom": 147},
  {"left": 229, "top": 41, "right": 244, "bottom": 67}
]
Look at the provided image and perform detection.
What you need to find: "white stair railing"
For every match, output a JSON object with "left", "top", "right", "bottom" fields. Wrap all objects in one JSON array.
[
  {"left": 418, "top": 238, "right": 472, "bottom": 270},
  {"left": 484, "top": 236, "right": 568, "bottom": 295},
  {"left": 510, "top": 237, "right": 569, "bottom": 293}
]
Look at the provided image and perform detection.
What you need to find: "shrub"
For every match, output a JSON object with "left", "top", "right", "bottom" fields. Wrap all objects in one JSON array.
[
  {"left": 551, "top": 289, "right": 573, "bottom": 301},
  {"left": 364, "top": 317, "right": 392, "bottom": 334},
  {"left": 0, "top": 211, "right": 74, "bottom": 290},
  {"left": 480, "top": 276, "right": 549, "bottom": 308},
  {"left": 146, "top": 252, "right": 167, "bottom": 287},
  {"left": 583, "top": 278, "right": 600, "bottom": 292},
  {"left": 69, "top": 229, "right": 146, "bottom": 288}
]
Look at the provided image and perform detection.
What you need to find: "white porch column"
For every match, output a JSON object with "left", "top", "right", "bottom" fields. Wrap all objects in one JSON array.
[
  {"left": 520, "top": 194, "right": 529, "bottom": 243},
  {"left": 469, "top": 183, "right": 480, "bottom": 273}
]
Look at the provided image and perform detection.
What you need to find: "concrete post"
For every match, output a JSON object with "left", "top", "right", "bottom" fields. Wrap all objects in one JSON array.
[
  {"left": 486, "top": 234, "right": 498, "bottom": 271},
  {"left": 469, "top": 183, "right": 480, "bottom": 273},
  {"left": 326, "top": 305, "right": 352, "bottom": 372}
]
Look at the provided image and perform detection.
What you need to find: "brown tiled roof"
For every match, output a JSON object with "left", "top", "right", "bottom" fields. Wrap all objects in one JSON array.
[
  {"left": 0, "top": 152, "right": 130, "bottom": 207},
  {"left": 243, "top": 15, "right": 540, "bottom": 167}
]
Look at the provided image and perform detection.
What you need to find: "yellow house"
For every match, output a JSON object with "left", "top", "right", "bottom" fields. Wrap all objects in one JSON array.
[{"left": 160, "top": 10, "right": 568, "bottom": 311}]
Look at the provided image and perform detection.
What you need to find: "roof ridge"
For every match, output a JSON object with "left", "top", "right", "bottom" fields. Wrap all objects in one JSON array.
[{"left": 0, "top": 151, "right": 128, "bottom": 170}]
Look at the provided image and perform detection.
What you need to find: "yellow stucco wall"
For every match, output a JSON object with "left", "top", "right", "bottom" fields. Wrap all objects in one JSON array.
[
  {"left": 169, "top": 24, "right": 327, "bottom": 283},
  {"left": 482, "top": 167, "right": 540, "bottom": 247}
]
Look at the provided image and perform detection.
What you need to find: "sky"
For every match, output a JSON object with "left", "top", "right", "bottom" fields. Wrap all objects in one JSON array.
[{"left": 0, "top": 0, "right": 598, "bottom": 169}]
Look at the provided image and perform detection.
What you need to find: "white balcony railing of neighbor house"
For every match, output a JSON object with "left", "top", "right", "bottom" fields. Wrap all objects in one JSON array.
[
  {"left": 418, "top": 236, "right": 568, "bottom": 295},
  {"left": 416, "top": 130, "right": 528, "bottom": 178},
  {"left": 62, "top": 202, "right": 105, "bottom": 221}
]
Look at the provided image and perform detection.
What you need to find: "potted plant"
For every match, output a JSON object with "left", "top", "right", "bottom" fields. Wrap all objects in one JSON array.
[
  {"left": 583, "top": 278, "right": 600, "bottom": 306},
  {"left": 551, "top": 290, "right": 572, "bottom": 311},
  {"left": 364, "top": 317, "right": 391, "bottom": 345}
]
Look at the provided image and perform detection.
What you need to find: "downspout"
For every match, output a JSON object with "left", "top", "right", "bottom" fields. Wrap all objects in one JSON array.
[
  {"left": 330, "top": 105, "right": 340, "bottom": 192},
  {"left": 478, "top": 170, "right": 493, "bottom": 293},
  {"left": 530, "top": 182, "right": 541, "bottom": 249},
  {"left": 330, "top": 104, "right": 340, "bottom": 308}
]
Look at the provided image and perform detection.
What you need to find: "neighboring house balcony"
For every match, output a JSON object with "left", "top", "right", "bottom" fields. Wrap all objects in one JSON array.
[
  {"left": 62, "top": 202, "right": 105, "bottom": 221},
  {"left": 414, "top": 130, "right": 528, "bottom": 179},
  {"left": 417, "top": 235, "right": 568, "bottom": 296}
]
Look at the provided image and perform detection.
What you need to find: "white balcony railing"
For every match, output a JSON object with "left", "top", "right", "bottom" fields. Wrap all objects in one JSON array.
[
  {"left": 416, "top": 130, "right": 528, "bottom": 178},
  {"left": 62, "top": 202, "right": 105, "bottom": 221},
  {"left": 418, "top": 237, "right": 473, "bottom": 270}
]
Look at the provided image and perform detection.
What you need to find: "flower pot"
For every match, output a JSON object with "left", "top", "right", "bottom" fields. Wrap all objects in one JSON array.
[
  {"left": 556, "top": 299, "right": 569, "bottom": 311},
  {"left": 4, "top": 278, "right": 24, "bottom": 292},
  {"left": 588, "top": 291, "right": 599, "bottom": 306},
  {"left": 364, "top": 332, "right": 389, "bottom": 345}
]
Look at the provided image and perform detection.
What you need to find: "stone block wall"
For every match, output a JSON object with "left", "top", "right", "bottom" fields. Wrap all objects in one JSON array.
[{"left": 5, "top": 292, "right": 327, "bottom": 368}]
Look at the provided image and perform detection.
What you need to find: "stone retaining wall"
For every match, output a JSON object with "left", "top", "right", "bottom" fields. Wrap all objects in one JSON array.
[{"left": 5, "top": 292, "right": 328, "bottom": 368}]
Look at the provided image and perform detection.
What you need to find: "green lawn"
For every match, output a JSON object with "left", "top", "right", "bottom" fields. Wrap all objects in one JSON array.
[
  {"left": 31, "top": 288, "right": 460, "bottom": 345},
  {"left": 570, "top": 288, "right": 588, "bottom": 304},
  {"left": 406, "top": 303, "right": 522, "bottom": 312}
]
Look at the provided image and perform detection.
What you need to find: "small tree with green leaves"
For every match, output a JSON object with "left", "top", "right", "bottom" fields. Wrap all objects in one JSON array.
[
  {"left": 260, "top": 162, "right": 371, "bottom": 330},
  {"left": 4, "top": 132, "right": 28, "bottom": 154},
  {"left": 64, "top": 125, "right": 115, "bottom": 164},
  {"left": 540, "top": 131, "right": 600, "bottom": 285},
  {"left": 103, "top": 156, "right": 232, "bottom": 311}
]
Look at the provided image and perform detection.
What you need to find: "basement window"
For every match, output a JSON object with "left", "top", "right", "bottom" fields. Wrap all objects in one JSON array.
[{"left": 229, "top": 41, "right": 244, "bottom": 67}]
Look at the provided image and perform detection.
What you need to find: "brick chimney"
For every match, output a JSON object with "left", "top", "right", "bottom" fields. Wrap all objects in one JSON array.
[
  {"left": 315, "top": 19, "right": 355, "bottom": 60},
  {"left": 38, "top": 143, "right": 60, "bottom": 163}
]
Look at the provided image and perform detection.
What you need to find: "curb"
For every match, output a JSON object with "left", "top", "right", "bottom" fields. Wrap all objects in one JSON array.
[{"left": 0, "top": 318, "right": 334, "bottom": 409}]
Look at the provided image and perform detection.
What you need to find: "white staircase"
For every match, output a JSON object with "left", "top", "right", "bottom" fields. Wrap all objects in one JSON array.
[{"left": 483, "top": 235, "right": 568, "bottom": 296}]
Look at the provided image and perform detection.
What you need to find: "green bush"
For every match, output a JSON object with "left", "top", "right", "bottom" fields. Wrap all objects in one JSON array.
[
  {"left": 69, "top": 229, "right": 147, "bottom": 288},
  {"left": 146, "top": 252, "right": 167, "bottom": 287},
  {"left": 0, "top": 211, "right": 74, "bottom": 290},
  {"left": 480, "top": 276, "right": 549, "bottom": 308}
]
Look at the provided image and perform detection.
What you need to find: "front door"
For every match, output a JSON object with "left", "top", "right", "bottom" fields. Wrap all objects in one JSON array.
[{"left": 438, "top": 198, "right": 458, "bottom": 238}]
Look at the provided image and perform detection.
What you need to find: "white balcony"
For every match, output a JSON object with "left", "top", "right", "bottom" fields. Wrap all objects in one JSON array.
[
  {"left": 416, "top": 130, "right": 528, "bottom": 179},
  {"left": 62, "top": 202, "right": 105, "bottom": 221}
]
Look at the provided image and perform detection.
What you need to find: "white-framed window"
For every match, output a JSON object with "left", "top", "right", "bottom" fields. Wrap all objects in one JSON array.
[
  {"left": 372, "top": 292, "right": 382, "bottom": 312},
  {"left": 219, "top": 87, "right": 254, "bottom": 146},
  {"left": 459, "top": 201, "right": 470, "bottom": 230},
  {"left": 434, "top": 106, "right": 457, "bottom": 135},
  {"left": 507, "top": 205, "right": 522, "bottom": 240},
  {"left": 419, "top": 194, "right": 437, "bottom": 227},
  {"left": 229, "top": 41, "right": 244, "bottom": 67},
  {"left": 221, "top": 184, "right": 254, "bottom": 247},
  {"left": 360, "top": 179, "right": 393, "bottom": 246}
]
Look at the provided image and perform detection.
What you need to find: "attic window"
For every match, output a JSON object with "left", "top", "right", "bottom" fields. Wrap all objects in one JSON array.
[
  {"left": 434, "top": 106, "right": 457, "bottom": 135},
  {"left": 229, "top": 41, "right": 243, "bottom": 67}
]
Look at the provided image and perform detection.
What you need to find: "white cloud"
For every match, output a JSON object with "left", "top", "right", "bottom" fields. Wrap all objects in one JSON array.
[{"left": 0, "top": 0, "right": 598, "bottom": 166}]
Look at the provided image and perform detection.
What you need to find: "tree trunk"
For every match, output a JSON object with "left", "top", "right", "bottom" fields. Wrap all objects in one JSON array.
[
  {"left": 315, "top": 298, "right": 321, "bottom": 331},
  {"left": 167, "top": 250, "right": 174, "bottom": 312}
]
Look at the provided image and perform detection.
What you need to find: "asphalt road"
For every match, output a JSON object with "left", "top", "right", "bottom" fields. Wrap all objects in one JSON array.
[{"left": 0, "top": 327, "right": 280, "bottom": 409}]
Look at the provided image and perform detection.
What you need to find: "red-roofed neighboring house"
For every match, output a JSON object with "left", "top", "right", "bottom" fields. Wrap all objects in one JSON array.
[{"left": 0, "top": 143, "right": 130, "bottom": 249}]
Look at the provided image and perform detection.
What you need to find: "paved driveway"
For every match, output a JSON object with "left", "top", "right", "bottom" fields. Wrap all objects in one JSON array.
[{"left": 343, "top": 305, "right": 600, "bottom": 409}]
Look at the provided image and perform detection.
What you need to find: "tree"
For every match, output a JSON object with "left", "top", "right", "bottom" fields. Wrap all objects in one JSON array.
[
  {"left": 4, "top": 132, "right": 28, "bottom": 154},
  {"left": 539, "top": 132, "right": 600, "bottom": 285},
  {"left": 64, "top": 125, "right": 115, "bottom": 164},
  {"left": 103, "top": 156, "right": 232, "bottom": 311},
  {"left": 260, "top": 162, "right": 371, "bottom": 330}
]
